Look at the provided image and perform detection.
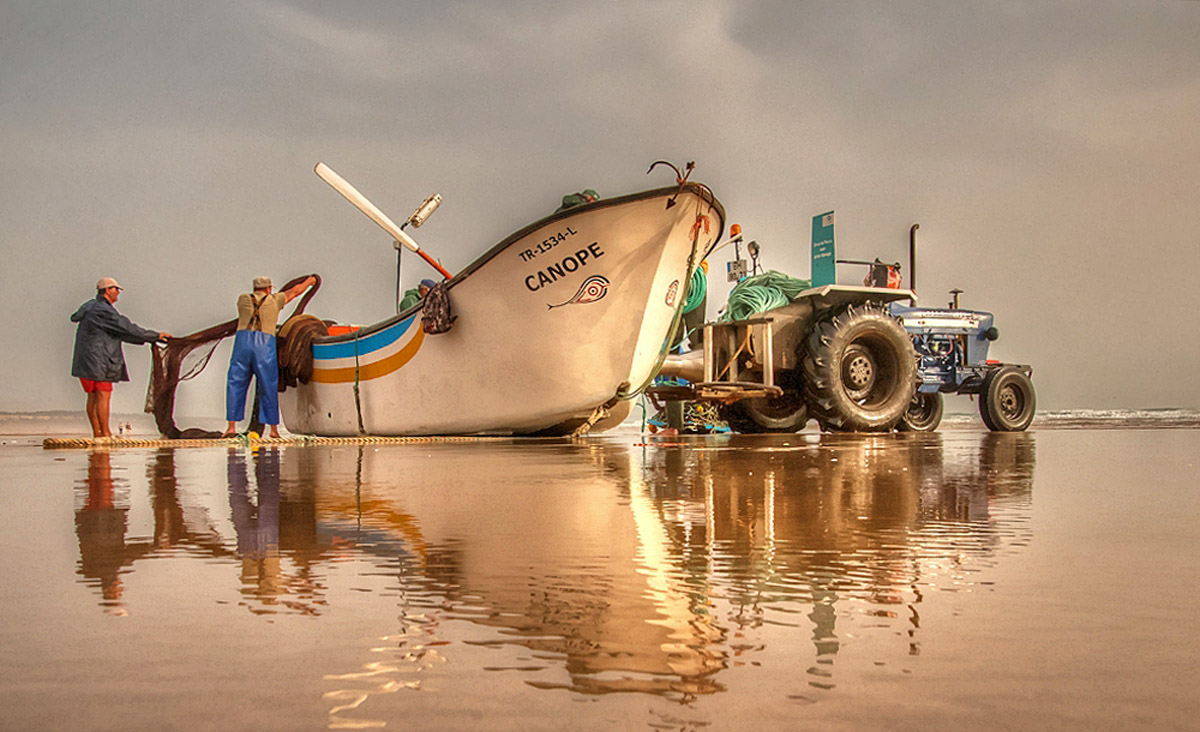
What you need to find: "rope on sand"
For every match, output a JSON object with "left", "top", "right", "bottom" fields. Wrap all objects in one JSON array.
[{"left": 42, "top": 434, "right": 510, "bottom": 450}]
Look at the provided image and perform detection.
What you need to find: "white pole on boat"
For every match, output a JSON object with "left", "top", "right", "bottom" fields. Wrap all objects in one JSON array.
[{"left": 314, "top": 162, "right": 453, "bottom": 281}]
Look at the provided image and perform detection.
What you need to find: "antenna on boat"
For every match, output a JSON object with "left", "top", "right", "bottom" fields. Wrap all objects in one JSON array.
[
  {"left": 390, "top": 193, "right": 445, "bottom": 312},
  {"left": 314, "top": 163, "right": 454, "bottom": 285}
]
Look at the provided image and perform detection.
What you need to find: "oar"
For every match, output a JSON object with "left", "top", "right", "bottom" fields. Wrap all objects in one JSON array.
[{"left": 314, "top": 162, "right": 453, "bottom": 281}]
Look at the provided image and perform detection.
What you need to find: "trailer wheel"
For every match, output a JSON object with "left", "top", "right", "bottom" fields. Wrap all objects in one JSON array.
[
  {"left": 720, "top": 391, "right": 809, "bottom": 434},
  {"left": 803, "top": 303, "right": 918, "bottom": 431},
  {"left": 980, "top": 367, "right": 1036, "bottom": 431},
  {"left": 897, "top": 392, "right": 943, "bottom": 432}
]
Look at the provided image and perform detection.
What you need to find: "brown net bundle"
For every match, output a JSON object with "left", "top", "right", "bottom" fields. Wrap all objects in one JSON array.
[
  {"left": 145, "top": 274, "right": 323, "bottom": 439},
  {"left": 277, "top": 314, "right": 330, "bottom": 389}
]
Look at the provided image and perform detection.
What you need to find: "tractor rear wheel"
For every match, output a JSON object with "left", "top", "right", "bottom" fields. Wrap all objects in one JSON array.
[
  {"left": 898, "top": 392, "right": 943, "bottom": 432},
  {"left": 979, "top": 367, "right": 1036, "bottom": 431},
  {"left": 802, "top": 303, "right": 918, "bottom": 432}
]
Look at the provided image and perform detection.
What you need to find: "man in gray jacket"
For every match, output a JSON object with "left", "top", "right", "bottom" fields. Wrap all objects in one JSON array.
[{"left": 71, "top": 277, "right": 171, "bottom": 441}]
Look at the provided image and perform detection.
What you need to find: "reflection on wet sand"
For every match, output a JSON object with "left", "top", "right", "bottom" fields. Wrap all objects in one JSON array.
[
  {"left": 69, "top": 432, "right": 1035, "bottom": 723},
  {"left": 623, "top": 433, "right": 1035, "bottom": 690},
  {"left": 73, "top": 448, "right": 333, "bottom": 615},
  {"left": 75, "top": 450, "right": 131, "bottom": 614},
  {"left": 302, "top": 432, "right": 1035, "bottom": 717},
  {"left": 228, "top": 449, "right": 284, "bottom": 606},
  {"left": 75, "top": 449, "right": 234, "bottom": 614},
  {"left": 225, "top": 447, "right": 338, "bottom": 615}
]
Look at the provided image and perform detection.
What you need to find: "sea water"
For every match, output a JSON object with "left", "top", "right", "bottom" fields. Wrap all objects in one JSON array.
[{"left": 0, "top": 425, "right": 1197, "bottom": 731}]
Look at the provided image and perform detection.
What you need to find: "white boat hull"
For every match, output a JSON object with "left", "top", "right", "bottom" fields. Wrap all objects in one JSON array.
[{"left": 281, "top": 184, "right": 724, "bottom": 435}]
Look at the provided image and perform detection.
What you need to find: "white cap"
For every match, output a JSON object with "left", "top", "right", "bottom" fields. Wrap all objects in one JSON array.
[
  {"left": 96, "top": 277, "right": 122, "bottom": 291},
  {"left": 253, "top": 276, "right": 272, "bottom": 290}
]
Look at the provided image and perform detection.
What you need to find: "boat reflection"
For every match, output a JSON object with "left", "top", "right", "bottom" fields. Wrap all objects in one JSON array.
[{"left": 300, "top": 432, "right": 1035, "bottom": 705}]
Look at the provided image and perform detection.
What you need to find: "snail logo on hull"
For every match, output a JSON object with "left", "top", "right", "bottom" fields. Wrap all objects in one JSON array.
[{"left": 549, "top": 275, "right": 609, "bottom": 309}]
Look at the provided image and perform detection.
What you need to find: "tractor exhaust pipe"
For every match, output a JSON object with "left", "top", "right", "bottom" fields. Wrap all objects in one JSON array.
[{"left": 909, "top": 223, "right": 919, "bottom": 294}]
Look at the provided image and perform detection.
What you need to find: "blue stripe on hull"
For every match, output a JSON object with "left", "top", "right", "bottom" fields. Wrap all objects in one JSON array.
[{"left": 313, "top": 314, "right": 418, "bottom": 360}]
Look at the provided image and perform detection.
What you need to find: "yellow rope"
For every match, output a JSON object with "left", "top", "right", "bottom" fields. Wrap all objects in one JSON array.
[
  {"left": 715, "top": 328, "right": 754, "bottom": 381},
  {"left": 42, "top": 434, "right": 513, "bottom": 450}
]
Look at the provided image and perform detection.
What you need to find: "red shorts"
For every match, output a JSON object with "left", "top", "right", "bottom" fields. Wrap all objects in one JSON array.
[{"left": 79, "top": 378, "right": 113, "bottom": 393}]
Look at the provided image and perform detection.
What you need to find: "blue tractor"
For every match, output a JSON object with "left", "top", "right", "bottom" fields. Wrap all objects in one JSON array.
[
  {"left": 859, "top": 223, "right": 1036, "bottom": 431},
  {"left": 652, "top": 222, "right": 1036, "bottom": 432},
  {"left": 890, "top": 294, "right": 1036, "bottom": 432}
]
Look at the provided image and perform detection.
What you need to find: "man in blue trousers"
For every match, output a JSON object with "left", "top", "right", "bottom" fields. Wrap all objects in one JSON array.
[{"left": 223, "top": 275, "right": 316, "bottom": 438}]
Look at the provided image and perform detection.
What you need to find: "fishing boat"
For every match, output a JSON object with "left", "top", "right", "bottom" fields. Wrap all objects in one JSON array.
[{"left": 279, "top": 166, "right": 724, "bottom": 436}]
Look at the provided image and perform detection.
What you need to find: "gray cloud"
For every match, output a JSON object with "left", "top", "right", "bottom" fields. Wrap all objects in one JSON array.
[{"left": 3, "top": 0, "right": 1199, "bottom": 414}]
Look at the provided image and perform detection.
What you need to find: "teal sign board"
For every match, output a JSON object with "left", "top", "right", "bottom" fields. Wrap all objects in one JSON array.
[{"left": 811, "top": 211, "right": 836, "bottom": 286}]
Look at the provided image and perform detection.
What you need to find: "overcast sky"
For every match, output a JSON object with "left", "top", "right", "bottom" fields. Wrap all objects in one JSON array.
[{"left": 3, "top": 0, "right": 1199, "bottom": 416}]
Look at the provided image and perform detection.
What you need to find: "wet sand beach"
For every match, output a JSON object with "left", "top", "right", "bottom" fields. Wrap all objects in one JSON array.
[{"left": 0, "top": 426, "right": 1197, "bottom": 731}]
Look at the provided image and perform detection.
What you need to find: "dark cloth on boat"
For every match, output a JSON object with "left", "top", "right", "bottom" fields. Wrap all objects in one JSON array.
[
  {"left": 276, "top": 314, "right": 329, "bottom": 389},
  {"left": 421, "top": 280, "right": 456, "bottom": 334},
  {"left": 70, "top": 295, "right": 164, "bottom": 382}
]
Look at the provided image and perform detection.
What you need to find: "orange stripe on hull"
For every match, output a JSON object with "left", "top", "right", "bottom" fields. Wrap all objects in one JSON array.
[{"left": 309, "top": 326, "right": 426, "bottom": 384}]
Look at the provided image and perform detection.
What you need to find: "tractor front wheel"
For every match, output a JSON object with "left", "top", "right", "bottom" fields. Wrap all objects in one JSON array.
[
  {"left": 898, "top": 392, "right": 943, "bottom": 432},
  {"left": 980, "top": 367, "right": 1036, "bottom": 431}
]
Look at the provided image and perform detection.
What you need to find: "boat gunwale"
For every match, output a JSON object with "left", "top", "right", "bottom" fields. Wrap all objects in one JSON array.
[{"left": 314, "top": 182, "right": 725, "bottom": 344}]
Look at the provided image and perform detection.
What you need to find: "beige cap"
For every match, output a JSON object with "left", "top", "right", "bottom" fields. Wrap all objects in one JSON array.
[
  {"left": 252, "top": 276, "right": 272, "bottom": 290},
  {"left": 96, "top": 277, "right": 122, "bottom": 291}
]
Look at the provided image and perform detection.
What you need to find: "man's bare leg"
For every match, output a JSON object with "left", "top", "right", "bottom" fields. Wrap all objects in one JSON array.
[
  {"left": 222, "top": 420, "right": 238, "bottom": 438},
  {"left": 95, "top": 390, "right": 113, "bottom": 438},
  {"left": 86, "top": 392, "right": 103, "bottom": 438}
]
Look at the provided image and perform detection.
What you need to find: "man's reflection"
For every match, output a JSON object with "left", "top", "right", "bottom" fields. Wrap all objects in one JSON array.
[
  {"left": 72, "top": 447, "right": 326, "bottom": 616},
  {"left": 224, "top": 447, "right": 327, "bottom": 614},
  {"left": 75, "top": 450, "right": 129, "bottom": 614},
  {"left": 147, "top": 448, "right": 187, "bottom": 549},
  {"left": 75, "top": 449, "right": 236, "bottom": 614},
  {"left": 228, "top": 448, "right": 283, "bottom": 606}
]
